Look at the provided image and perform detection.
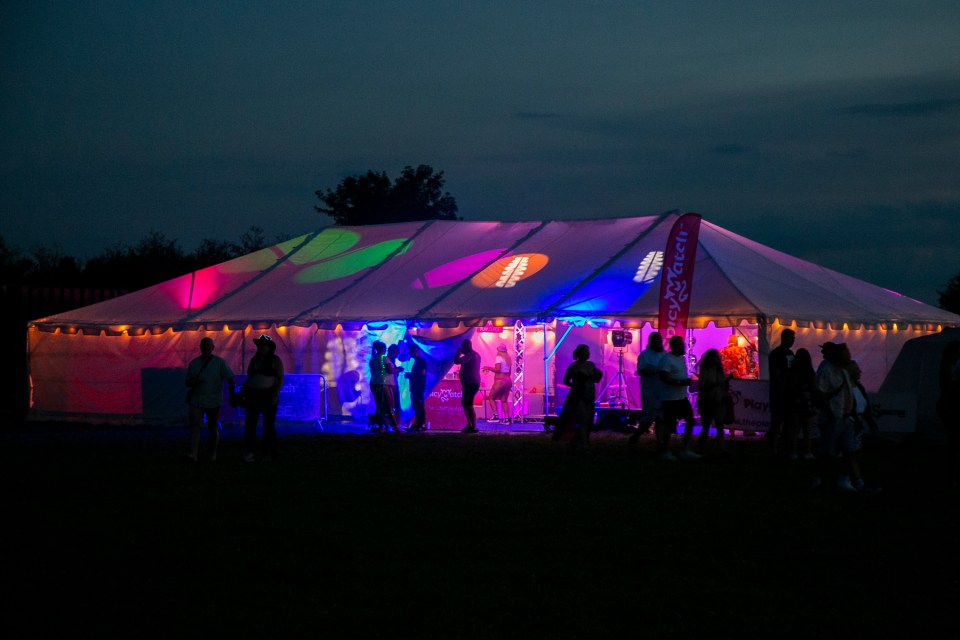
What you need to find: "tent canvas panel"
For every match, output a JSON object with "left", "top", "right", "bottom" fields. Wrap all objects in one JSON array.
[{"left": 879, "top": 328, "right": 960, "bottom": 442}]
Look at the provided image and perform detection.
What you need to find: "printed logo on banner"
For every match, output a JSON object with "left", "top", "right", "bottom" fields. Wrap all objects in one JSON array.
[
  {"left": 429, "top": 387, "right": 463, "bottom": 402},
  {"left": 424, "top": 380, "right": 470, "bottom": 429},
  {"left": 726, "top": 379, "right": 771, "bottom": 432},
  {"left": 658, "top": 213, "right": 702, "bottom": 342},
  {"left": 221, "top": 374, "right": 324, "bottom": 423},
  {"left": 868, "top": 393, "right": 917, "bottom": 433}
]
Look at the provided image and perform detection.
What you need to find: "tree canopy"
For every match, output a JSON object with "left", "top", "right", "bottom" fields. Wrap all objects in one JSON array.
[
  {"left": 939, "top": 272, "right": 960, "bottom": 315},
  {"left": 315, "top": 164, "right": 459, "bottom": 225}
]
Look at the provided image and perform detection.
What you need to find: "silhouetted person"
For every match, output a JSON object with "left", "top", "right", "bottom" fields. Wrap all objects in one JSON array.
[
  {"left": 185, "top": 337, "right": 234, "bottom": 462},
  {"left": 784, "top": 347, "right": 817, "bottom": 459},
  {"left": 555, "top": 344, "right": 603, "bottom": 450},
  {"left": 630, "top": 332, "right": 664, "bottom": 444},
  {"left": 385, "top": 343, "right": 402, "bottom": 430},
  {"left": 848, "top": 359, "right": 880, "bottom": 491},
  {"left": 454, "top": 339, "right": 481, "bottom": 433},
  {"left": 768, "top": 328, "right": 796, "bottom": 456},
  {"left": 242, "top": 334, "right": 284, "bottom": 462},
  {"left": 936, "top": 341, "right": 960, "bottom": 487},
  {"left": 368, "top": 340, "right": 398, "bottom": 431},
  {"left": 696, "top": 348, "right": 730, "bottom": 455},
  {"left": 483, "top": 343, "right": 513, "bottom": 422},
  {"left": 405, "top": 343, "right": 428, "bottom": 431},
  {"left": 658, "top": 335, "right": 700, "bottom": 461},
  {"left": 813, "top": 342, "right": 859, "bottom": 490}
]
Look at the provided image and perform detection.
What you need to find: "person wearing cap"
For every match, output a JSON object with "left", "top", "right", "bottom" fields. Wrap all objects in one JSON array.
[
  {"left": 242, "top": 334, "right": 284, "bottom": 462},
  {"left": 482, "top": 344, "right": 513, "bottom": 423},
  {"left": 185, "top": 337, "right": 235, "bottom": 461}
]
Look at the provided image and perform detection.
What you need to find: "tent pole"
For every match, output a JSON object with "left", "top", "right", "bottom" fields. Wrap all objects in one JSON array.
[
  {"left": 542, "top": 320, "right": 574, "bottom": 418},
  {"left": 512, "top": 320, "right": 525, "bottom": 422},
  {"left": 543, "top": 322, "right": 549, "bottom": 417},
  {"left": 757, "top": 315, "right": 769, "bottom": 380}
]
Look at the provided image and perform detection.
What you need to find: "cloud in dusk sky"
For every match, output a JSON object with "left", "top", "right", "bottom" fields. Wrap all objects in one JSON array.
[{"left": 2, "top": 1, "right": 959, "bottom": 305}]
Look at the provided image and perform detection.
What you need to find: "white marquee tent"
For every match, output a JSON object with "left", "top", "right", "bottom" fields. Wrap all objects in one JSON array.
[{"left": 27, "top": 212, "right": 959, "bottom": 424}]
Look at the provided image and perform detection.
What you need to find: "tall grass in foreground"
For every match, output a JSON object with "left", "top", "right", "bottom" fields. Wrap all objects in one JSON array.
[{"left": 2, "top": 428, "right": 956, "bottom": 638}]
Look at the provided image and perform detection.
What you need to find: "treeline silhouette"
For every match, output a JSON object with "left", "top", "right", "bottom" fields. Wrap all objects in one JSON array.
[
  {"left": 1, "top": 226, "right": 271, "bottom": 424},
  {"left": 1, "top": 226, "right": 268, "bottom": 292}
]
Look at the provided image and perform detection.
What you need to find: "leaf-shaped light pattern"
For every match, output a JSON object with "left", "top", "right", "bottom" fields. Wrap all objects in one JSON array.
[{"left": 634, "top": 251, "right": 664, "bottom": 283}]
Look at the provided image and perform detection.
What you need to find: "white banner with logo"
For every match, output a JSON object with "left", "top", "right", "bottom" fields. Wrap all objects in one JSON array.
[{"left": 726, "top": 379, "right": 770, "bottom": 432}]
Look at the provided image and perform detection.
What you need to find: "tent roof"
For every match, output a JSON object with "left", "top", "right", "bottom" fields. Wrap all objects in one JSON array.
[{"left": 29, "top": 212, "right": 960, "bottom": 333}]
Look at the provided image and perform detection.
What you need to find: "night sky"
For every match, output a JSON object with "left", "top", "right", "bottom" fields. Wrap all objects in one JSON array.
[{"left": 2, "top": 1, "right": 959, "bottom": 305}]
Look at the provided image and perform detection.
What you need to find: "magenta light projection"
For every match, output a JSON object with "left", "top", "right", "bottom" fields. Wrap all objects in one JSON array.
[
  {"left": 164, "top": 268, "right": 231, "bottom": 310},
  {"left": 410, "top": 249, "right": 507, "bottom": 289},
  {"left": 186, "top": 268, "right": 230, "bottom": 310},
  {"left": 165, "top": 229, "right": 412, "bottom": 309}
]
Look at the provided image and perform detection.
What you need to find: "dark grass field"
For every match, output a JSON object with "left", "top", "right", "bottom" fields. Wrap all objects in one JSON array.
[{"left": 2, "top": 423, "right": 957, "bottom": 638}]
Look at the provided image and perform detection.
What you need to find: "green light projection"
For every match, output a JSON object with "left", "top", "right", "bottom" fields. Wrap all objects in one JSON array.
[{"left": 295, "top": 239, "right": 409, "bottom": 283}]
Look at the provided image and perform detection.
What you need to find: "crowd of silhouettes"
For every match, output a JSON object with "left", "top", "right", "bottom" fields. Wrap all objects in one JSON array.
[{"left": 181, "top": 330, "right": 956, "bottom": 489}]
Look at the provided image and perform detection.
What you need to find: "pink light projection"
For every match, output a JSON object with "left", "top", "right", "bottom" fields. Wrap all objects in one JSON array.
[
  {"left": 165, "top": 268, "right": 229, "bottom": 310},
  {"left": 410, "top": 249, "right": 507, "bottom": 289},
  {"left": 470, "top": 253, "right": 549, "bottom": 289},
  {"left": 190, "top": 268, "right": 230, "bottom": 309},
  {"left": 162, "top": 274, "right": 194, "bottom": 310}
]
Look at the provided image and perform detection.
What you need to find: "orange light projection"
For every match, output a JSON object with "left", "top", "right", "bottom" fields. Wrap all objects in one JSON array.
[{"left": 470, "top": 253, "right": 549, "bottom": 289}]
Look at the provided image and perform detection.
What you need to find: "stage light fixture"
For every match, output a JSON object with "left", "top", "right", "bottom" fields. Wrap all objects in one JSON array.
[{"left": 610, "top": 330, "right": 633, "bottom": 348}]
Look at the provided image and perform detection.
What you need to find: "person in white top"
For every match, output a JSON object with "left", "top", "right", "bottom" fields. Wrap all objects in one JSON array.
[
  {"left": 657, "top": 335, "right": 701, "bottom": 461},
  {"left": 814, "top": 342, "right": 861, "bottom": 491}
]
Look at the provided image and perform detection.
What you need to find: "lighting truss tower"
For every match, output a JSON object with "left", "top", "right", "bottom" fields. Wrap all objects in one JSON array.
[{"left": 512, "top": 319, "right": 525, "bottom": 422}]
